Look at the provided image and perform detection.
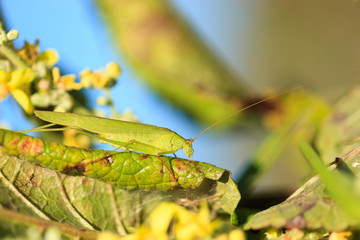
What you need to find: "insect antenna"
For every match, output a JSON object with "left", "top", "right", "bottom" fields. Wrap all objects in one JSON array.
[
  {"left": 192, "top": 66, "right": 360, "bottom": 142},
  {"left": 192, "top": 85, "right": 306, "bottom": 142}
]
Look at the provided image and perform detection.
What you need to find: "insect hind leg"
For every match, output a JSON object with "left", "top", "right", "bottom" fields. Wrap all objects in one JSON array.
[{"left": 157, "top": 154, "right": 177, "bottom": 182}]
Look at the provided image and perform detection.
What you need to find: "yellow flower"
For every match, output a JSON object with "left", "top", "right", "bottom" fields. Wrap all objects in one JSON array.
[
  {"left": 174, "top": 201, "right": 219, "bottom": 240},
  {"left": 37, "top": 49, "right": 59, "bottom": 66},
  {"left": 52, "top": 67, "right": 82, "bottom": 90},
  {"left": 79, "top": 68, "right": 101, "bottom": 88},
  {"left": 329, "top": 232, "right": 352, "bottom": 240},
  {"left": 149, "top": 201, "right": 218, "bottom": 240},
  {"left": 229, "top": 229, "right": 246, "bottom": 240},
  {"left": 63, "top": 130, "right": 91, "bottom": 148},
  {"left": 119, "top": 202, "right": 217, "bottom": 240},
  {"left": 0, "top": 70, "right": 11, "bottom": 100},
  {"left": 120, "top": 226, "right": 168, "bottom": 240},
  {"left": 79, "top": 62, "right": 121, "bottom": 89},
  {"left": 264, "top": 229, "right": 279, "bottom": 239},
  {"left": 0, "top": 68, "right": 35, "bottom": 114},
  {"left": 80, "top": 68, "right": 109, "bottom": 89}
]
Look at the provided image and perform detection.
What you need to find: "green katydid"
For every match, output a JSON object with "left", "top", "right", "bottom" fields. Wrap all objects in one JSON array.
[
  {"left": 22, "top": 66, "right": 360, "bottom": 159},
  {"left": 32, "top": 110, "right": 195, "bottom": 157},
  {"left": 26, "top": 85, "right": 306, "bottom": 159}
]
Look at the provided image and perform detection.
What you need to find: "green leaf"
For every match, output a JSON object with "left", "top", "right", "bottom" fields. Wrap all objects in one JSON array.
[
  {"left": 244, "top": 144, "right": 360, "bottom": 231},
  {"left": 299, "top": 141, "right": 360, "bottom": 222},
  {"left": 244, "top": 89, "right": 360, "bottom": 232},
  {"left": 0, "top": 154, "right": 129, "bottom": 233},
  {"left": 96, "top": 0, "right": 248, "bottom": 127},
  {"left": 316, "top": 87, "right": 360, "bottom": 164},
  {"left": 0, "top": 128, "right": 240, "bottom": 233}
]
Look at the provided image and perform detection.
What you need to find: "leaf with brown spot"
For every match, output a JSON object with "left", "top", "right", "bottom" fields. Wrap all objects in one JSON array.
[{"left": 0, "top": 128, "right": 241, "bottom": 234}]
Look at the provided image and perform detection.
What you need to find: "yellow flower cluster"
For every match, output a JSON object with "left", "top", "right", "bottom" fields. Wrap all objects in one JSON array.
[
  {"left": 50, "top": 61, "right": 121, "bottom": 91},
  {"left": 0, "top": 42, "right": 121, "bottom": 115},
  {"left": 52, "top": 67, "right": 80, "bottom": 90},
  {"left": 79, "top": 62, "right": 121, "bottom": 89},
  {"left": 0, "top": 48, "right": 59, "bottom": 113},
  {"left": 103, "top": 201, "right": 246, "bottom": 240}
]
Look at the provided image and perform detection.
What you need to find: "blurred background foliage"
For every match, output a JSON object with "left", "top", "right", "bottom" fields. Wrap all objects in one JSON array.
[
  {"left": 1, "top": 0, "right": 360, "bottom": 201},
  {"left": 1, "top": 0, "right": 360, "bottom": 238}
]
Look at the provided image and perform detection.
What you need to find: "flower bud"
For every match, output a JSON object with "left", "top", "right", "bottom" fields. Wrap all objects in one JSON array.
[{"left": 6, "top": 29, "right": 19, "bottom": 41}]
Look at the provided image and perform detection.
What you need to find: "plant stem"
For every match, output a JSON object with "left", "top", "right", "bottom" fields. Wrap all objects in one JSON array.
[
  {"left": 0, "top": 21, "right": 28, "bottom": 69},
  {"left": 0, "top": 44, "right": 28, "bottom": 69},
  {"left": 0, "top": 208, "right": 100, "bottom": 239}
]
